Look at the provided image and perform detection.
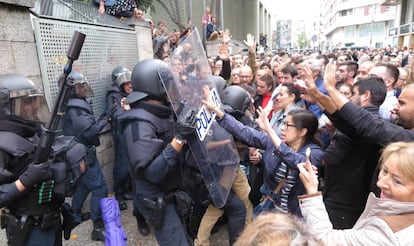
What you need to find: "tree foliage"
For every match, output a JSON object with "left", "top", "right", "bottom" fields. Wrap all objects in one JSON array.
[
  {"left": 136, "top": 0, "right": 155, "bottom": 12},
  {"left": 297, "top": 32, "right": 309, "bottom": 49}
]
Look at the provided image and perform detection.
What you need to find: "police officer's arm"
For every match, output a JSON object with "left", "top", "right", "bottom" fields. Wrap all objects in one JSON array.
[
  {"left": 0, "top": 153, "right": 24, "bottom": 206},
  {"left": 124, "top": 121, "right": 183, "bottom": 183},
  {"left": 82, "top": 120, "right": 107, "bottom": 140}
]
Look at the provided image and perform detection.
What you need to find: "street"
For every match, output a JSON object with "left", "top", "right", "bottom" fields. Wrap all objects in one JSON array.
[{"left": 0, "top": 199, "right": 229, "bottom": 246}]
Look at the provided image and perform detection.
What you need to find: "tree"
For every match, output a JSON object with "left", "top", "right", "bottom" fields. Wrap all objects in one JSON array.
[
  {"left": 297, "top": 32, "right": 308, "bottom": 50},
  {"left": 135, "top": 0, "right": 155, "bottom": 12},
  {"left": 154, "top": 0, "right": 187, "bottom": 30}
]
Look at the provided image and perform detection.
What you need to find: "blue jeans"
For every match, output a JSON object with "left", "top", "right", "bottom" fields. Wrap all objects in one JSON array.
[
  {"left": 72, "top": 157, "right": 108, "bottom": 222},
  {"left": 253, "top": 184, "right": 282, "bottom": 216}
]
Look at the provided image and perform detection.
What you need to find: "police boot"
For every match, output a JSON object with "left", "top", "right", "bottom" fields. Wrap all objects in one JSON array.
[
  {"left": 74, "top": 209, "right": 90, "bottom": 222},
  {"left": 116, "top": 193, "right": 128, "bottom": 211},
  {"left": 136, "top": 214, "right": 150, "bottom": 236},
  {"left": 91, "top": 219, "right": 105, "bottom": 242},
  {"left": 123, "top": 190, "right": 133, "bottom": 200}
]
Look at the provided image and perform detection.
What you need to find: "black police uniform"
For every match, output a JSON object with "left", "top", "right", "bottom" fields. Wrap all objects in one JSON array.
[
  {"left": 0, "top": 74, "right": 86, "bottom": 246},
  {"left": 61, "top": 97, "right": 108, "bottom": 231},
  {"left": 118, "top": 101, "right": 190, "bottom": 246},
  {"left": 105, "top": 84, "right": 131, "bottom": 205}
]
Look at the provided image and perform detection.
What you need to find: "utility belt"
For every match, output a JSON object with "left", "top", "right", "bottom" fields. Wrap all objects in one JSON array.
[
  {"left": 142, "top": 190, "right": 193, "bottom": 229},
  {"left": 1, "top": 208, "right": 61, "bottom": 229},
  {"left": 1, "top": 208, "right": 61, "bottom": 246}
]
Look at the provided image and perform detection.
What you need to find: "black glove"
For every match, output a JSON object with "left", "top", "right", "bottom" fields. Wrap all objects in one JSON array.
[
  {"left": 98, "top": 104, "right": 118, "bottom": 122},
  {"left": 19, "top": 162, "right": 53, "bottom": 188},
  {"left": 97, "top": 111, "right": 108, "bottom": 122},
  {"left": 62, "top": 203, "right": 81, "bottom": 240},
  {"left": 175, "top": 110, "right": 197, "bottom": 141}
]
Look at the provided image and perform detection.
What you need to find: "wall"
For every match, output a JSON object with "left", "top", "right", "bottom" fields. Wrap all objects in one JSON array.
[{"left": 0, "top": 1, "right": 42, "bottom": 87}]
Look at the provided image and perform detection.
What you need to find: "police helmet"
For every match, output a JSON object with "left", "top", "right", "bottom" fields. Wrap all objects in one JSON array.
[
  {"left": 221, "top": 85, "right": 251, "bottom": 115},
  {"left": 0, "top": 74, "right": 49, "bottom": 125},
  {"left": 210, "top": 75, "right": 227, "bottom": 98},
  {"left": 111, "top": 66, "right": 129, "bottom": 84},
  {"left": 68, "top": 71, "right": 93, "bottom": 98},
  {"left": 116, "top": 70, "right": 132, "bottom": 88},
  {"left": 126, "top": 59, "right": 174, "bottom": 104}
]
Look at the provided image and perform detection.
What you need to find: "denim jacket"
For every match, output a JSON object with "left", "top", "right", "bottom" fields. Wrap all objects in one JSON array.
[{"left": 217, "top": 113, "right": 323, "bottom": 215}]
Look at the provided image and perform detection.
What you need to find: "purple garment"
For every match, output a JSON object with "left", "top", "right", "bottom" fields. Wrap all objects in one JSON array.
[{"left": 100, "top": 197, "right": 127, "bottom": 246}]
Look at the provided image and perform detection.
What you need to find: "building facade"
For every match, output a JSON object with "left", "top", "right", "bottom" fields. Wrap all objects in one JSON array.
[
  {"left": 383, "top": 0, "right": 414, "bottom": 49},
  {"left": 321, "top": 0, "right": 396, "bottom": 50},
  {"left": 276, "top": 20, "right": 292, "bottom": 50}
]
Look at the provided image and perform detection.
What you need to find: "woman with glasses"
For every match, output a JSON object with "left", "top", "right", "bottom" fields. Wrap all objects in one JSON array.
[{"left": 202, "top": 86, "right": 323, "bottom": 216}]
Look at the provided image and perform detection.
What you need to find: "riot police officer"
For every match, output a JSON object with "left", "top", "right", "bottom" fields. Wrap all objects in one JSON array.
[
  {"left": 118, "top": 59, "right": 194, "bottom": 245},
  {"left": 106, "top": 67, "right": 150, "bottom": 235},
  {"left": 106, "top": 66, "right": 132, "bottom": 211},
  {"left": 0, "top": 74, "right": 85, "bottom": 246},
  {"left": 60, "top": 71, "right": 109, "bottom": 241}
]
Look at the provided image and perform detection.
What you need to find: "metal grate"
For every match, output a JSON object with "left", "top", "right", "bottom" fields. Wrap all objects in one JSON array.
[
  {"left": 32, "top": 17, "right": 138, "bottom": 117},
  {"left": 31, "top": 0, "right": 136, "bottom": 30}
]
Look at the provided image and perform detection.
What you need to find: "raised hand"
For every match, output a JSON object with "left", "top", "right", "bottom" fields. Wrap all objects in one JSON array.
[
  {"left": 244, "top": 33, "right": 256, "bottom": 53},
  {"left": 202, "top": 85, "right": 224, "bottom": 118},
  {"left": 221, "top": 29, "right": 232, "bottom": 44},
  {"left": 323, "top": 60, "right": 337, "bottom": 91},
  {"left": 255, "top": 106, "right": 271, "bottom": 132},
  {"left": 202, "top": 86, "right": 215, "bottom": 110},
  {"left": 218, "top": 43, "right": 230, "bottom": 61},
  {"left": 302, "top": 66, "right": 317, "bottom": 92}
]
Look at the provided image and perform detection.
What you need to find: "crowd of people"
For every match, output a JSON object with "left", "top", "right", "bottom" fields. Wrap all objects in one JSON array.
[{"left": 2, "top": 2, "right": 414, "bottom": 246}]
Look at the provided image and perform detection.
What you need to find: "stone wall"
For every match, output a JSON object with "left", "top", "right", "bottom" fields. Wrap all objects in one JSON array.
[{"left": 0, "top": 1, "right": 42, "bottom": 87}]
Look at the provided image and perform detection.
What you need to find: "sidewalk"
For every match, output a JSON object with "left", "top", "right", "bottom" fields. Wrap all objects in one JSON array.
[{"left": 0, "top": 199, "right": 229, "bottom": 246}]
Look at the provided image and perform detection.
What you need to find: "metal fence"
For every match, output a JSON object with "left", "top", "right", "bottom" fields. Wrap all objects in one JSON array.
[{"left": 31, "top": 0, "right": 139, "bottom": 116}]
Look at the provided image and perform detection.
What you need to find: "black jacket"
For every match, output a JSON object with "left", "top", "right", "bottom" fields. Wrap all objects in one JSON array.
[
  {"left": 337, "top": 101, "right": 414, "bottom": 144},
  {"left": 323, "top": 106, "right": 381, "bottom": 215}
]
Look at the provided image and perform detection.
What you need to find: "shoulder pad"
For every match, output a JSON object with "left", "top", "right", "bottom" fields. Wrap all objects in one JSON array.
[{"left": 0, "top": 131, "right": 35, "bottom": 156}]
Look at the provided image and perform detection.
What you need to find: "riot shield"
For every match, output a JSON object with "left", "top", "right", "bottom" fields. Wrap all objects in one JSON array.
[{"left": 164, "top": 29, "right": 239, "bottom": 208}]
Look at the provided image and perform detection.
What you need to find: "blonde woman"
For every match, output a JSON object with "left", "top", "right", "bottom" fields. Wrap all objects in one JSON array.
[
  {"left": 298, "top": 141, "right": 414, "bottom": 245},
  {"left": 235, "top": 212, "right": 323, "bottom": 246}
]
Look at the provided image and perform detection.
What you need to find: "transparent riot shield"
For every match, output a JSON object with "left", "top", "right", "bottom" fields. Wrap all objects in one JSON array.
[{"left": 164, "top": 29, "right": 239, "bottom": 208}]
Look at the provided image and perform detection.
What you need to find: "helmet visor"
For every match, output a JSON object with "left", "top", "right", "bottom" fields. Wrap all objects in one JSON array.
[
  {"left": 75, "top": 82, "right": 94, "bottom": 98},
  {"left": 159, "top": 69, "right": 183, "bottom": 113},
  {"left": 117, "top": 71, "right": 132, "bottom": 88},
  {"left": 12, "top": 94, "right": 50, "bottom": 125}
]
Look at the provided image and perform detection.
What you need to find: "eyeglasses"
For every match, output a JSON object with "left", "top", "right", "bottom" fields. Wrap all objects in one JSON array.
[
  {"left": 239, "top": 75, "right": 251, "bottom": 79},
  {"left": 282, "top": 122, "right": 297, "bottom": 130}
]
